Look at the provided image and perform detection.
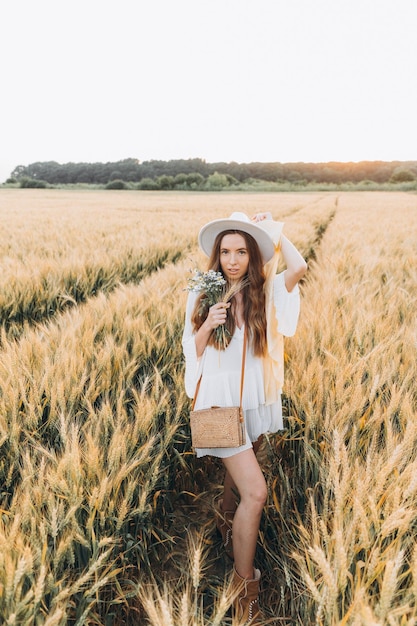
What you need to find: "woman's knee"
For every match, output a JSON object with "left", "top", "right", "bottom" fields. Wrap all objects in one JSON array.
[
  {"left": 223, "top": 450, "right": 267, "bottom": 509},
  {"left": 255, "top": 484, "right": 268, "bottom": 508},
  {"left": 242, "top": 480, "right": 267, "bottom": 510}
]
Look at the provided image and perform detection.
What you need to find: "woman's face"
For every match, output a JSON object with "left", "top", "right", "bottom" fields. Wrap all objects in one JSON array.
[{"left": 219, "top": 233, "right": 249, "bottom": 282}]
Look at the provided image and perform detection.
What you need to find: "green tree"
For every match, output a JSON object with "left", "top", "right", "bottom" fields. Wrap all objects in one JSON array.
[
  {"left": 390, "top": 168, "right": 416, "bottom": 183},
  {"left": 174, "top": 173, "right": 188, "bottom": 188},
  {"left": 137, "top": 178, "right": 160, "bottom": 190},
  {"left": 186, "top": 172, "right": 205, "bottom": 187},
  {"left": 19, "top": 177, "right": 48, "bottom": 188},
  {"left": 105, "top": 179, "right": 127, "bottom": 190},
  {"left": 205, "top": 172, "right": 230, "bottom": 190},
  {"left": 156, "top": 175, "right": 174, "bottom": 190}
]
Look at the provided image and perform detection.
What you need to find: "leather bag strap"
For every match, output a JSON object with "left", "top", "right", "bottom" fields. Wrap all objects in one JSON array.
[{"left": 191, "top": 327, "right": 247, "bottom": 412}]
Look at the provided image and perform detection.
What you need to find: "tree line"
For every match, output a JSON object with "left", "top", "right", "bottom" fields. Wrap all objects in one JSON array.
[{"left": 8, "top": 158, "right": 417, "bottom": 187}]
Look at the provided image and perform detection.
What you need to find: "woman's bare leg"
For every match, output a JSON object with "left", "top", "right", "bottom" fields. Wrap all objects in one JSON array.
[
  {"left": 222, "top": 447, "right": 267, "bottom": 579},
  {"left": 222, "top": 435, "right": 264, "bottom": 511}
]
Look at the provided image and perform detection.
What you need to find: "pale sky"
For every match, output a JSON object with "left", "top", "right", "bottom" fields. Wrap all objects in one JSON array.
[{"left": 1, "top": 0, "right": 416, "bottom": 182}]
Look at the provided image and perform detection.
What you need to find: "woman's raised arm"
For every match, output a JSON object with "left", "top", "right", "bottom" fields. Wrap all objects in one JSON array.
[{"left": 280, "top": 235, "right": 307, "bottom": 292}]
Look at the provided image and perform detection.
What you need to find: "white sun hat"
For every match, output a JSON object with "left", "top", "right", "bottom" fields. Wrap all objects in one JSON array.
[{"left": 198, "top": 212, "right": 276, "bottom": 264}]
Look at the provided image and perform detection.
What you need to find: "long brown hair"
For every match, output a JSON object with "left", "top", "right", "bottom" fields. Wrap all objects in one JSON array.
[{"left": 191, "top": 230, "right": 267, "bottom": 356}]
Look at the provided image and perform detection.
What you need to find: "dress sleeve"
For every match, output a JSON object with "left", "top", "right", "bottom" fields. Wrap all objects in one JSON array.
[
  {"left": 181, "top": 292, "right": 201, "bottom": 398},
  {"left": 273, "top": 271, "right": 301, "bottom": 337}
]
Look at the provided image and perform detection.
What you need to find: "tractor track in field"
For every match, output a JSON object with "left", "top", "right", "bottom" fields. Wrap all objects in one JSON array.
[{"left": 0, "top": 243, "right": 192, "bottom": 344}]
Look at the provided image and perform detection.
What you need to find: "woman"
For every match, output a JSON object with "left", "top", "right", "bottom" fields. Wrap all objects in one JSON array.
[{"left": 182, "top": 211, "right": 307, "bottom": 623}]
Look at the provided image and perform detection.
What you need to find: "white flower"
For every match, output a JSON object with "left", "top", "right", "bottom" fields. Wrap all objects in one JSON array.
[{"left": 186, "top": 269, "right": 226, "bottom": 303}]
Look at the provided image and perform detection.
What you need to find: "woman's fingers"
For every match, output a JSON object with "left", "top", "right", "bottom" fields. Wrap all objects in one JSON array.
[
  {"left": 208, "top": 302, "right": 230, "bottom": 328},
  {"left": 251, "top": 211, "right": 272, "bottom": 222}
]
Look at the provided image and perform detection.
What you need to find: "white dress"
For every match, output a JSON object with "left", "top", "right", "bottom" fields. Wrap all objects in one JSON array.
[{"left": 182, "top": 271, "right": 300, "bottom": 458}]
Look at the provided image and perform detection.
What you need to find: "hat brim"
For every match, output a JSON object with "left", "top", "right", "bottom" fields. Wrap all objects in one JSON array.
[{"left": 198, "top": 218, "right": 275, "bottom": 264}]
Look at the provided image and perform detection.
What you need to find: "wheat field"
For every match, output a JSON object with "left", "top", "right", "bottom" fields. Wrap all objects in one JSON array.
[{"left": 0, "top": 188, "right": 416, "bottom": 625}]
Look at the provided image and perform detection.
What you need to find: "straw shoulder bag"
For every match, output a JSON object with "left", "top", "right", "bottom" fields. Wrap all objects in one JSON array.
[{"left": 189, "top": 330, "right": 247, "bottom": 449}]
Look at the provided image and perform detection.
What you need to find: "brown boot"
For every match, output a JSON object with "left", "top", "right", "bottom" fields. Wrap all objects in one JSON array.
[
  {"left": 231, "top": 566, "right": 262, "bottom": 624},
  {"left": 214, "top": 498, "right": 235, "bottom": 560}
]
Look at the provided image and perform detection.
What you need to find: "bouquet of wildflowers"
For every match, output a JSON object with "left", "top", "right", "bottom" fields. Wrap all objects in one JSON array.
[
  {"left": 186, "top": 269, "right": 226, "bottom": 303},
  {"left": 186, "top": 269, "right": 249, "bottom": 347}
]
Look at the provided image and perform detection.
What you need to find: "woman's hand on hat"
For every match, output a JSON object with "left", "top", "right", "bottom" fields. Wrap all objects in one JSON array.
[
  {"left": 251, "top": 212, "right": 272, "bottom": 223},
  {"left": 204, "top": 302, "right": 230, "bottom": 330}
]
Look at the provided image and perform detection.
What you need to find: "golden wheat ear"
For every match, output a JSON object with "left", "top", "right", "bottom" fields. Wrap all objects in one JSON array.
[{"left": 222, "top": 277, "right": 250, "bottom": 303}]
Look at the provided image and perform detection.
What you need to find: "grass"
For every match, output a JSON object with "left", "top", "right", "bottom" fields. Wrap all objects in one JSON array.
[{"left": 0, "top": 189, "right": 416, "bottom": 624}]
